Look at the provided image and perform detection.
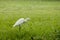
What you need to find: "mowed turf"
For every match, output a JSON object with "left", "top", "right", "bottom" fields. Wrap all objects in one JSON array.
[{"left": 0, "top": 1, "right": 60, "bottom": 40}]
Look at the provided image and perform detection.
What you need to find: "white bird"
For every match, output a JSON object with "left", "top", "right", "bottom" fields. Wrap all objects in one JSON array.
[
  {"left": 13, "top": 18, "right": 30, "bottom": 28},
  {"left": 13, "top": 18, "right": 30, "bottom": 31}
]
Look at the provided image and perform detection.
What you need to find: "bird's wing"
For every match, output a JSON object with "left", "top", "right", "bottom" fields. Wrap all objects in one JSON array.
[{"left": 13, "top": 18, "right": 25, "bottom": 27}]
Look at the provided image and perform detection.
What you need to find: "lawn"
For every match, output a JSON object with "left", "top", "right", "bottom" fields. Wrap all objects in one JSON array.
[{"left": 0, "top": 1, "right": 60, "bottom": 40}]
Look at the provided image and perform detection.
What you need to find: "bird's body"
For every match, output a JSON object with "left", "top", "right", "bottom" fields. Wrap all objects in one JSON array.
[
  {"left": 13, "top": 18, "right": 25, "bottom": 27},
  {"left": 13, "top": 18, "right": 30, "bottom": 27}
]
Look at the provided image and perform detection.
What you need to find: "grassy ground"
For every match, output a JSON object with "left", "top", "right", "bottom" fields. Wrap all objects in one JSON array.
[{"left": 0, "top": 1, "right": 60, "bottom": 40}]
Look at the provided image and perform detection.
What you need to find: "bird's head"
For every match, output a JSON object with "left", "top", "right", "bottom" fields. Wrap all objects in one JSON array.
[{"left": 24, "top": 18, "right": 30, "bottom": 22}]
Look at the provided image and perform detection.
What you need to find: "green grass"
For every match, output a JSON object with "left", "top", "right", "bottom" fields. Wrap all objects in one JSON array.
[{"left": 0, "top": 1, "right": 60, "bottom": 40}]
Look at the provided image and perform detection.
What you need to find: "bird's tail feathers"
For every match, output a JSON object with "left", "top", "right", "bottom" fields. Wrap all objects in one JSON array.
[{"left": 13, "top": 25, "right": 16, "bottom": 27}]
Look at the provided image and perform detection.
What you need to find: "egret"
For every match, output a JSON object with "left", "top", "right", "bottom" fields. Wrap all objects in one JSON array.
[{"left": 13, "top": 18, "right": 30, "bottom": 31}]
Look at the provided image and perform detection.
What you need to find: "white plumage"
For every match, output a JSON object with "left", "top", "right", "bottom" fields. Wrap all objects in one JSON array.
[{"left": 13, "top": 18, "right": 30, "bottom": 27}]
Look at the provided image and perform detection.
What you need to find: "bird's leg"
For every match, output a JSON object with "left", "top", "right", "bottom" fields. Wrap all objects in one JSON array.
[
  {"left": 19, "top": 25, "right": 21, "bottom": 32},
  {"left": 19, "top": 25, "right": 21, "bottom": 40}
]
